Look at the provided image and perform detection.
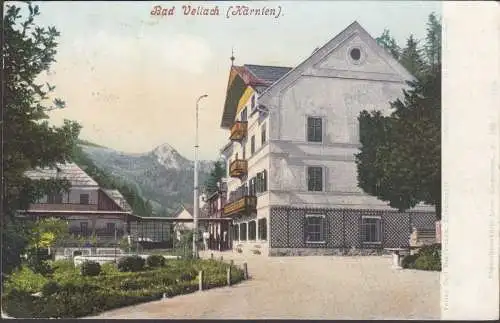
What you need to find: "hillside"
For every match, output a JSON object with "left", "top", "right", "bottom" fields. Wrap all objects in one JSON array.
[{"left": 76, "top": 141, "right": 213, "bottom": 214}]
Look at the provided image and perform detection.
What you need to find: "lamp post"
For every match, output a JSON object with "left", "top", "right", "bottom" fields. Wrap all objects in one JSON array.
[{"left": 193, "top": 94, "right": 208, "bottom": 258}]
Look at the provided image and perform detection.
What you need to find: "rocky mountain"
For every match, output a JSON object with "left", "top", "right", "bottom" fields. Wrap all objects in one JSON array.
[{"left": 80, "top": 143, "right": 214, "bottom": 214}]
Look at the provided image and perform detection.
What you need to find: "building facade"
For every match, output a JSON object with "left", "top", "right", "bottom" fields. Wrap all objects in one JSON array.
[
  {"left": 216, "top": 21, "right": 436, "bottom": 256},
  {"left": 22, "top": 162, "right": 136, "bottom": 243}
]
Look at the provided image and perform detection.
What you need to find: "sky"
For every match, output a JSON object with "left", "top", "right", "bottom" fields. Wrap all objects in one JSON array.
[{"left": 13, "top": 1, "right": 441, "bottom": 160}]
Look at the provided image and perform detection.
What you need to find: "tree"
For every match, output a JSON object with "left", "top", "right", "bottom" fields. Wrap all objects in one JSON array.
[
  {"left": 2, "top": 2, "right": 81, "bottom": 275},
  {"left": 203, "top": 160, "right": 226, "bottom": 196},
  {"left": 399, "top": 34, "right": 425, "bottom": 80},
  {"left": 356, "top": 13, "right": 441, "bottom": 220},
  {"left": 376, "top": 29, "right": 400, "bottom": 60},
  {"left": 28, "top": 217, "right": 70, "bottom": 249}
]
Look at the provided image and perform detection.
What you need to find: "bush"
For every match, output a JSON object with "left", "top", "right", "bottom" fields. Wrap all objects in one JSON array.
[
  {"left": 146, "top": 255, "right": 166, "bottom": 268},
  {"left": 117, "top": 255, "right": 145, "bottom": 272},
  {"left": 2, "top": 259, "right": 246, "bottom": 318},
  {"left": 401, "top": 254, "right": 418, "bottom": 269},
  {"left": 51, "top": 260, "right": 74, "bottom": 273},
  {"left": 81, "top": 261, "right": 101, "bottom": 276},
  {"left": 403, "top": 244, "right": 441, "bottom": 271},
  {"left": 41, "top": 281, "right": 61, "bottom": 296},
  {"left": 4, "top": 266, "right": 48, "bottom": 294}
]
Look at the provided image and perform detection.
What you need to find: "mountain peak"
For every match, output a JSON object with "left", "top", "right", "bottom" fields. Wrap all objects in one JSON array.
[{"left": 151, "top": 143, "right": 188, "bottom": 170}]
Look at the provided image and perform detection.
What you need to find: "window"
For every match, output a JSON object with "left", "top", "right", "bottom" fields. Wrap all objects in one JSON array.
[
  {"left": 80, "top": 222, "right": 89, "bottom": 235},
  {"left": 361, "top": 216, "right": 382, "bottom": 243},
  {"left": 251, "top": 95, "right": 255, "bottom": 111},
  {"left": 248, "top": 221, "right": 256, "bottom": 240},
  {"left": 307, "top": 167, "right": 323, "bottom": 192},
  {"left": 249, "top": 177, "right": 256, "bottom": 196},
  {"left": 305, "top": 215, "right": 325, "bottom": 243},
  {"left": 106, "top": 222, "right": 116, "bottom": 234},
  {"left": 307, "top": 117, "right": 323, "bottom": 142},
  {"left": 233, "top": 224, "right": 239, "bottom": 241},
  {"left": 261, "top": 124, "right": 267, "bottom": 145},
  {"left": 258, "top": 218, "right": 267, "bottom": 240},
  {"left": 240, "top": 223, "right": 247, "bottom": 241},
  {"left": 48, "top": 193, "right": 63, "bottom": 204},
  {"left": 350, "top": 48, "right": 361, "bottom": 61},
  {"left": 240, "top": 108, "right": 247, "bottom": 122},
  {"left": 80, "top": 194, "right": 89, "bottom": 205},
  {"left": 250, "top": 135, "right": 255, "bottom": 154}
]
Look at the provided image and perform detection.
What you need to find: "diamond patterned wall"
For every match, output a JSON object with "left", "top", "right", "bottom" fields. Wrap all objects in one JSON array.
[
  {"left": 326, "top": 209, "right": 343, "bottom": 248},
  {"left": 270, "top": 208, "right": 288, "bottom": 248},
  {"left": 410, "top": 212, "right": 435, "bottom": 230},
  {"left": 383, "top": 211, "right": 411, "bottom": 248},
  {"left": 270, "top": 207, "right": 437, "bottom": 250},
  {"left": 288, "top": 208, "right": 305, "bottom": 248}
]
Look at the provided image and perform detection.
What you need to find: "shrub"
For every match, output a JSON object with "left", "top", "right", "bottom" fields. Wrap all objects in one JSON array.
[
  {"left": 404, "top": 244, "right": 441, "bottom": 271},
  {"left": 146, "top": 255, "right": 166, "bottom": 268},
  {"left": 119, "top": 279, "right": 142, "bottom": 291},
  {"left": 401, "top": 254, "right": 418, "bottom": 269},
  {"left": 51, "top": 260, "right": 74, "bottom": 273},
  {"left": 252, "top": 249, "right": 261, "bottom": 255},
  {"left": 117, "top": 255, "right": 145, "bottom": 272},
  {"left": 41, "top": 281, "right": 61, "bottom": 296},
  {"left": 236, "top": 248, "right": 243, "bottom": 253},
  {"left": 4, "top": 266, "right": 48, "bottom": 294},
  {"left": 415, "top": 254, "right": 441, "bottom": 271},
  {"left": 73, "top": 250, "right": 83, "bottom": 256},
  {"left": 100, "top": 262, "right": 119, "bottom": 275},
  {"left": 81, "top": 261, "right": 101, "bottom": 276}
]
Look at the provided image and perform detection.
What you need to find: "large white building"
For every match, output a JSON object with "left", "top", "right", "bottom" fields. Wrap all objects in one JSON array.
[{"left": 215, "top": 21, "right": 435, "bottom": 256}]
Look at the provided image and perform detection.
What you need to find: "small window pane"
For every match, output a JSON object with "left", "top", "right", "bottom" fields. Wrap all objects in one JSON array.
[{"left": 307, "top": 167, "right": 323, "bottom": 191}]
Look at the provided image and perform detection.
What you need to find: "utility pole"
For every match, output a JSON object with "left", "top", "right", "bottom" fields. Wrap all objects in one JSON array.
[{"left": 193, "top": 94, "right": 208, "bottom": 258}]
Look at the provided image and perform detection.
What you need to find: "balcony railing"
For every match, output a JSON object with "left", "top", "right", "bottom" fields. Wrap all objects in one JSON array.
[
  {"left": 229, "top": 121, "right": 248, "bottom": 141},
  {"left": 229, "top": 159, "right": 248, "bottom": 178},
  {"left": 223, "top": 196, "right": 257, "bottom": 217},
  {"left": 28, "top": 203, "right": 98, "bottom": 211}
]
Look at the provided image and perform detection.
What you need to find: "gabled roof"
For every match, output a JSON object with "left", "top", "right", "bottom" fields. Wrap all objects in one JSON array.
[
  {"left": 173, "top": 205, "right": 194, "bottom": 219},
  {"left": 257, "top": 21, "right": 415, "bottom": 103},
  {"left": 220, "top": 64, "right": 291, "bottom": 128},
  {"left": 244, "top": 64, "right": 292, "bottom": 85},
  {"left": 101, "top": 189, "right": 133, "bottom": 212},
  {"left": 24, "top": 162, "right": 99, "bottom": 187}
]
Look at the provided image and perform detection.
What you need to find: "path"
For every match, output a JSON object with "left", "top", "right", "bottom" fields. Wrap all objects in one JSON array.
[{"left": 87, "top": 251, "right": 439, "bottom": 319}]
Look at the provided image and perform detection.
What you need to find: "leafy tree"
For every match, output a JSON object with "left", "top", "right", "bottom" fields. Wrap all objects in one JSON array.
[
  {"left": 356, "top": 13, "right": 441, "bottom": 219},
  {"left": 376, "top": 29, "right": 400, "bottom": 60},
  {"left": 2, "top": 2, "right": 81, "bottom": 275},
  {"left": 28, "top": 217, "right": 70, "bottom": 249},
  {"left": 203, "top": 160, "right": 226, "bottom": 196}
]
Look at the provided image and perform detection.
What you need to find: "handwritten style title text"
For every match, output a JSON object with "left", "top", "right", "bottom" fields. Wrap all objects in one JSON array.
[{"left": 150, "top": 5, "right": 283, "bottom": 19}]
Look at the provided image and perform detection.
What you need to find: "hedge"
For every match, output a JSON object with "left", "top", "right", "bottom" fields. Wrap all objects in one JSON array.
[{"left": 2, "top": 259, "right": 245, "bottom": 318}]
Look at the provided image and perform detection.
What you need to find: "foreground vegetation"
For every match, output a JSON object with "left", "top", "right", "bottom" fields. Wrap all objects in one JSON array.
[
  {"left": 2, "top": 256, "right": 245, "bottom": 318},
  {"left": 402, "top": 244, "right": 441, "bottom": 271}
]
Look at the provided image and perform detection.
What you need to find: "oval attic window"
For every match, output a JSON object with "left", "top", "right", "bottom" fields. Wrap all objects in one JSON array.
[{"left": 350, "top": 48, "right": 361, "bottom": 61}]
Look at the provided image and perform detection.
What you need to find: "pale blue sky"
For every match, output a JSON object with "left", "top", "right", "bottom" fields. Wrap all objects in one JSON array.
[{"left": 18, "top": 1, "right": 441, "bottom": 160}]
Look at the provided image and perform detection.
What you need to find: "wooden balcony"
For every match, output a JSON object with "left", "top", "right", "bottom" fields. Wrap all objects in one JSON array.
[
  {"left": 229, "top": 159, "right": 248, "bottom": 178},
  {"left": 223, "top": 196, "right": 257, "bottom": 217},
  {"left": 28, "top": 203, "right": 98, "bottom": 211},
  {"left": 229, "top": 121, "right": 248, "bottom": 141}
]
